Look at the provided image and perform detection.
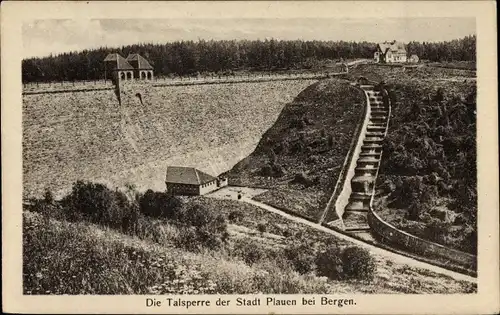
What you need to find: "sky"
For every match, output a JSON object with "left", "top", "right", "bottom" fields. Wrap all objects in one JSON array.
[{"left": 22, "top": 17, "right": 476, "bottom": 59}]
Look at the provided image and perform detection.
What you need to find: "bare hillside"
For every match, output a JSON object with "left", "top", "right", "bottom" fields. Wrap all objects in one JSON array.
[{"left": 22, "top": 80, "right": 316, "bottom": 198}]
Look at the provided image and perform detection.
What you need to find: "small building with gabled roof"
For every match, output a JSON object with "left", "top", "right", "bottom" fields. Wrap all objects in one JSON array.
[
  {"left": 374, "top": 40, "right": 408, "bottom": 63},
  {"left": 165, "top": 166, "right": 228, "bottom": 196},
  {"left": 126, "top": 54, "right": 154, "bottom": 80},
  {"left": 104, "top": 53, "right": 135, "bottom": 83}
]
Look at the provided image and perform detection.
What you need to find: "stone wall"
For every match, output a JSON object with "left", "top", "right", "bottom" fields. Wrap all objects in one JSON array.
[{"left": 367, "top": 200, "right": 477, "bottom": 270}]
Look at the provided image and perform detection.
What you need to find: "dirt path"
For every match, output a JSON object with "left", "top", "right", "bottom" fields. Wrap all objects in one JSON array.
[{"left": 237, "top": 196, "right": 476, "bottom": 283}]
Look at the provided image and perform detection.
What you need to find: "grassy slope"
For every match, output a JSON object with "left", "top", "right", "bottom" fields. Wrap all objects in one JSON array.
[
  {"left": 348, "top": 64, "right": 477, "bottom": 254},
  {"left": 22, "top": 80, "right": 315, "bottom": 198},
  {"left": 24, "top": 205, "right": 476, "bottom": 295},
  {"left": 226, "top": 79, "right": 365, "bottom": 220}
]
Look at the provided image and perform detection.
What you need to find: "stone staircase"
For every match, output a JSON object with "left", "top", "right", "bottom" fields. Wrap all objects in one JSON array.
[{"left": 342, "top": 84, "right": 389, "bottom": 233}]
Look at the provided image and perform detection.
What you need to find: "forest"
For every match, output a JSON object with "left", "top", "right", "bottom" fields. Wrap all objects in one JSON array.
[{"left": 22, "top": 36, "right": 475, "bottom": 83}]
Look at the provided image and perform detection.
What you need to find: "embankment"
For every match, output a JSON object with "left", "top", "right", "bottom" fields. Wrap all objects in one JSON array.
[
  {"left": 226, "top": 79, "right": 365, "bottom": 220},
  {"left": 22, "top": 80, "right": 316, "bottom": 198}
]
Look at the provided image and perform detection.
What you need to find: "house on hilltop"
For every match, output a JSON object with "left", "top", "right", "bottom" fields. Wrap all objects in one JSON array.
[
  {"left": 104, "top": 53, "right": 154, "bottom": 84},
  {"left": 165, "top": 166, "right": 228, "bottom": 196},
  {"left": 126, "top": 54, "right": 154, "bottom": 80},
  {"left": 374, "top": 41, "right": 408, "bottom": 63}
]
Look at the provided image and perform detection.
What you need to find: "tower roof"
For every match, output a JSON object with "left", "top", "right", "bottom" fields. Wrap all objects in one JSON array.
[
  {"left": 104, "top": 53, "right": 134, "bottom": 70},
  {"left": 126, "top": 54, "right": 154, "bottom": 70}
]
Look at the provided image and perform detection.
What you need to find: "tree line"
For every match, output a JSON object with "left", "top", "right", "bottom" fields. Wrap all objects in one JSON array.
[
  {"left": 406, "top": 35, "right": 476, "bottom": 63},
  {"left": 22, "top": 36, "right": 475, "bottom": 83}
]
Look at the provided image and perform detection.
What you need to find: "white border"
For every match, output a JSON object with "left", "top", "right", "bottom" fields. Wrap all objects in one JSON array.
[{"left": 2, "top": 1, "right": 498, "bottom": 314}]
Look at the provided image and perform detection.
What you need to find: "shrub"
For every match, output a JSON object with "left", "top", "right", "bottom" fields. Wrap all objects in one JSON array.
[
  {"left": 271, "top": 163, "right": 285, "bottom": 177},
  {"left": 257, "top": 222, "right": 267, "bottom": 234},
  {"left": 268, "top": 148, "right": 277, "bottom": 164},
  {"left": 289, "top": 118, "right": 306, "bottom": 129},
  {"left": 233, "top": 239, "right": 267, "bottom": 266},
  {"left": 196, "top": 224, "right": 227, "bottom": 250},
  {"left": 175, "top": 226, "right": 201, "bottom": 252},
  {"left": 290, "top": 141, "right": 305, "bottom": 154},
  {"left": 328, "top": 134, "right": 334, "bottom": 148},
  {"left": 138, "top": 190, "right": 182, "bottom": 219},
  {"left": 341, "top": 247, "right": 376, "bottom": 281},
  {"left": 29, "top": 191, "right": 66, "bottom": 221},
  {"left": 177, "top": 204, "right": 214, "bottom": 228},
  {"left": 260, "top": 164, "right": 273, "bottom": 177},
  {"left": 175, "top": 215, "right": 228, "bottom": 252},
  {"left": 424, "top": 218, "right": 452, "bottom": 244},
  {"left": 228, "top": 210, "right": 245, "bottom": 223},
  {"left": 259, "top": 163, "right": 285, "bottom": 178},
  {"left": 306, "top": 155, "right": 319, "bottom": 165},
  {"left": 60, "top": 181, "right": 138, "bottom": 232},
  {"left": 175, "top": 204, "right": 229, "bottom": 251},
  {"left": 43, "top": 189, "right": 54, "bottom": 204},
  {"left": 291, "top": 172, "right": 315, "bottom": 187},
  {"left": 315, "top": 244, "right": 343, "bottom": 280},
  {"left": 284, "top": 243, "right": 316, "bottom": 274}
]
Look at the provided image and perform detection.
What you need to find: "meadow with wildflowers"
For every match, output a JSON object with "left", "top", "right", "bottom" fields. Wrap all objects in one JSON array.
[{"left": 23, "top": 182, "right": 476, "bottom": 295}]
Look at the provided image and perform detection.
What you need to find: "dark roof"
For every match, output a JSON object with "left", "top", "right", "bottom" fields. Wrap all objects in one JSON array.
[
  {"left": 377, "top": 41, "right": 406, "bottom": 54},
  {"left": 166, "top": 166, "right": 216, "bottom": 185},
  {"left": 126, "top": 54, "right": 154, "bottom": 70},
  {"left": 104, "top": 53, "right": 134, "bottom": 70}
]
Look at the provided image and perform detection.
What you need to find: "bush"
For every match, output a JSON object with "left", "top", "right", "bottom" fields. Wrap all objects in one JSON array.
[
  {"left": 328, "top": 134, "right": 334, "bottom": 148},
  {"left": 259, "top": 162, "right": 285, "bottom": 178},
  {"left": 315, "top": 244, "right": 343, "bottom": 280},
  {"left": 29, "top": 191, "right": 66, "bottom": 221},
  {"left": 174, "top": 226, "right": 200, "bottom": 252},
  {"left": 228, "top": 210, "right": 245, "bottom": 223},
  {"left": 257, "top": 222, "right": 267, "bottom": 234},
  {"left": 175, "top": 204, "right": 229, "bottom": 250},
  {"left": 341, "top": 247, "right": 376, "bottom": 281},
  {"left": 175, "top": 216, "right": 228, "bottom": 252},
  {"left": 196, "top": 224, "right": 228, "bottom": 250},
  {"left": 271, "top": 163, "right": 285, "bottom": 177},
  {"left": 291, "top": 172, "right": 315, "bottom": 188},
  {"left": 424, "top": 218, "right": 452, "bottom": 244},
  {"left": 268, "top": 148, "right": 277, "bottom": 164},
  {"left": 233, "top": 239, "right": 267, "bottom": 266},
  {"left": 60, "top": 181, "right": 138, "bottom": 232},
  {"left": 284, "top": 243, "right": 316, "bottom": 274},
  {"left": 138, "top": 190, "right": 182, "bottom": 219},
  {"left": 43, "top": 189, "right": 54, "bottom": 204},
  {"left": 289, "top": 118, "right": 306, "bottom": 129},
  {"left": 260, "top": 164, "right": 273, "bottom": 177},
  {"left": 316, "top": 245, "right": 376, "bottom": 281}
]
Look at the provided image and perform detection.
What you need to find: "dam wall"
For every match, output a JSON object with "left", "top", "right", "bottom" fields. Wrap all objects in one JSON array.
[{"left": 22, "top": 80, "right": 316, "bottom": 198}]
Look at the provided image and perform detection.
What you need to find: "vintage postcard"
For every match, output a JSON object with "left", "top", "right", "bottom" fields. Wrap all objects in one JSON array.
[{"left": 2, "top": 1, "right": 498, "bottom": 314}]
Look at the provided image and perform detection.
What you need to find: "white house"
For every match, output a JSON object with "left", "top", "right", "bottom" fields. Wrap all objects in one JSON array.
[{"left": 374, "top": 41, "right": 408, "bottom": 63}]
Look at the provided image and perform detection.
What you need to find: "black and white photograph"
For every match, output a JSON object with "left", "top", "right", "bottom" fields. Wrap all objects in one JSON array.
[{"left": 2, "top": 1, "right": 498, "bottom": 314}]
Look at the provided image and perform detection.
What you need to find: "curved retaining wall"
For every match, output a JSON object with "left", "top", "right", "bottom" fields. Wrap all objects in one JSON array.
[{"left": 367, "top": 209, "right": 477, "bottom": 270}]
